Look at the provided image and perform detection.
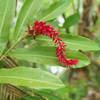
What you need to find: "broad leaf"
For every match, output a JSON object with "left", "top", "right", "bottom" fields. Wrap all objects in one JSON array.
[
  {"left": 0, "top": 67, "right": 64, "bottom": 89},
  {"left": 63, "top": 13, "right": 80, "bottom": 28},
  {"left": 37, "top": 0, "right": 71, "bottom": 21},
  {"left": 8, "top": 46, "right": 90, "bottom": 68},
  {"left": 60, "top": 34, "right": 100, "bottom": 52},
  {"left": 36, "top": 34, "right": 100, "bottom": 52},
  {"left": 0, "top": 0, "right": 15, "bottom": 55},
  {"left": 13, "top": 0, "right": 44, "bottom": 41}
]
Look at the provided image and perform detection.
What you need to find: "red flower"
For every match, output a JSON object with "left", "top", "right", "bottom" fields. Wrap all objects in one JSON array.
[{"left": 26, "top": 21, "right": 79, "bottom": 68}]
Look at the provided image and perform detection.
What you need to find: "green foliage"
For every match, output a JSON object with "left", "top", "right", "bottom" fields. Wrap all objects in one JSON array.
[
  {"left": 35, "top": 91, "right": 62, "bottom": 100},
  {"left": 0, "top": 67, "right": 64, "bottom": 89},
  {"left": 63, "top": 13, "right": 80, "bottom": 28},
  {"left": 38, "top": 0, "right": 71, "bottom": 21},
  {"left": 0, "top": 0, "right": 15, "bottom": 55},
  {"left": 13, "top": 0, "right": 44, "bottom": 41},
  {"left": 8, "top": 46, "right": 90, "bottom": 68},
  {"left": 0, "top": 0, "right": 100, "bottom": 99},
  {"left": 60, "top": 34, "right": 100, "bottom": 52},
  {"left": 36, "top": 34, "right": 100, "bottom": 52},
  {"left": 22, "top": 96, "right": 44, "bottom": 100}
]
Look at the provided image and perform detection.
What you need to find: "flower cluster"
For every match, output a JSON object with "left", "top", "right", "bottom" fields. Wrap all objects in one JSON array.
[{"left": 26, "top": 21, "right": 78, "bottom": 68}]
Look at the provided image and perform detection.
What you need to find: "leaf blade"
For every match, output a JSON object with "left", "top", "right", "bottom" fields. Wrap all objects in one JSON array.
[
  {"left": 0, "top": 67, "right": 64, "bottom": 89},
  {"left": 60, "top": 34, "right": 100, "bottom": 52},
  {"left": 63, "top": 13, "right": 80, "bottom": 28},
  {"left": 8, "top": 46, "right": 90, "bottom": 68},
  {"left": 0, "top": 0, "right": 15, "bottom": 55},
  {"left": 13, "top": 0, "right": 44, "bottom": 40},
  {"left": 35, "top": 34, "right": 100, "bottom": 52},
  {"left": 37, "top": 0, "right": 71, "bottom": 21}
]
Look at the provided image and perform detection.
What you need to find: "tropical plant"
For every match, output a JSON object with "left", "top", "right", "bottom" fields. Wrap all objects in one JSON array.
[{"left": 0, "top": 0, "right": 99, "bottom": 100}]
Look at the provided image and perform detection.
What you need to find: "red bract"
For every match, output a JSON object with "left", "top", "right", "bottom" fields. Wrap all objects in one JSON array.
[{"left": 26, "top": 21, "right": 79, "bottom": 68}]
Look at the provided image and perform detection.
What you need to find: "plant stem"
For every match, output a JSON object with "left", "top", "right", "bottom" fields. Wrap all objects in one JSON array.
[
  {"left": 0, "top": 34, "right": 28, "bottom": 62},
  {"left": 72, "top": 0, "right": 76, "bottom": 13}
]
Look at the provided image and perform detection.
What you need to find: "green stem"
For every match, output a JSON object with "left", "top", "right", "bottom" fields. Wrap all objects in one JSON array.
[
  {"left": 0, "top": 34, "right": 27, "bottom": 62},
  {"left": 72, "top": 0, "right": 76, "bottom": 13}
]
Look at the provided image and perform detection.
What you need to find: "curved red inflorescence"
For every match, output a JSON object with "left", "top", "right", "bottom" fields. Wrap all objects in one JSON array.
[{"left": 26, "top": 21, "right": 79, "bottom": 68}]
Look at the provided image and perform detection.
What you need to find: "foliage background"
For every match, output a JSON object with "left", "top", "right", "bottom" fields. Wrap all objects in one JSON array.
[{"left": 0, "top": 0, "right": 100, "bottom": 100}]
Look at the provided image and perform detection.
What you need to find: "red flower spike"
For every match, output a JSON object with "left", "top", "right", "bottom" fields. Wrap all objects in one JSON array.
[{"left": 26, "top": 21, "right": 79, "bottom": 68}]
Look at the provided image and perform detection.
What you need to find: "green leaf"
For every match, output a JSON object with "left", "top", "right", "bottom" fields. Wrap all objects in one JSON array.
[
  {"left": 13, "top": 0, "right": 44, "bottom": 41},
  {"left": 36, "top": 34, "right": 100, "bottom": 52},
  {"left": 35, "top": 91, "right": 61, "bottom": 100},
  {"left": 60, "top": 34, "right": 100, "bottom": 52},
  {"left": 38, "top": 0, "right": 71, "bottom": 21},
  {"left": 63, "top": 13, "right": 80, "bottom": 28},
  {"left": 0, "top": 67, "right": 64, "bottom": 89},
  {"left": 55, "top": 87, "right": 76, "bottom": 99},
  {"left": 0, "top": 0, "right": 15, "bottom": 55},
  {"left": 8, "top": 46, "right": 90, "bottom": 68},
  {"left": 22, "top": 96, "right": 44, "bottom": 100}
]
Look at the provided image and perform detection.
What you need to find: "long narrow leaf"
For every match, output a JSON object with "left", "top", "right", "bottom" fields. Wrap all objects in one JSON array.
[
  {"left": 13, "top": 0, "right": 44, "bottom": 41},
  {"left": 0, "top": 0, "right": 15, "bottom": 55},
  {"left": 37, "top": 0, "right": 71, "bottom": 21}
]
